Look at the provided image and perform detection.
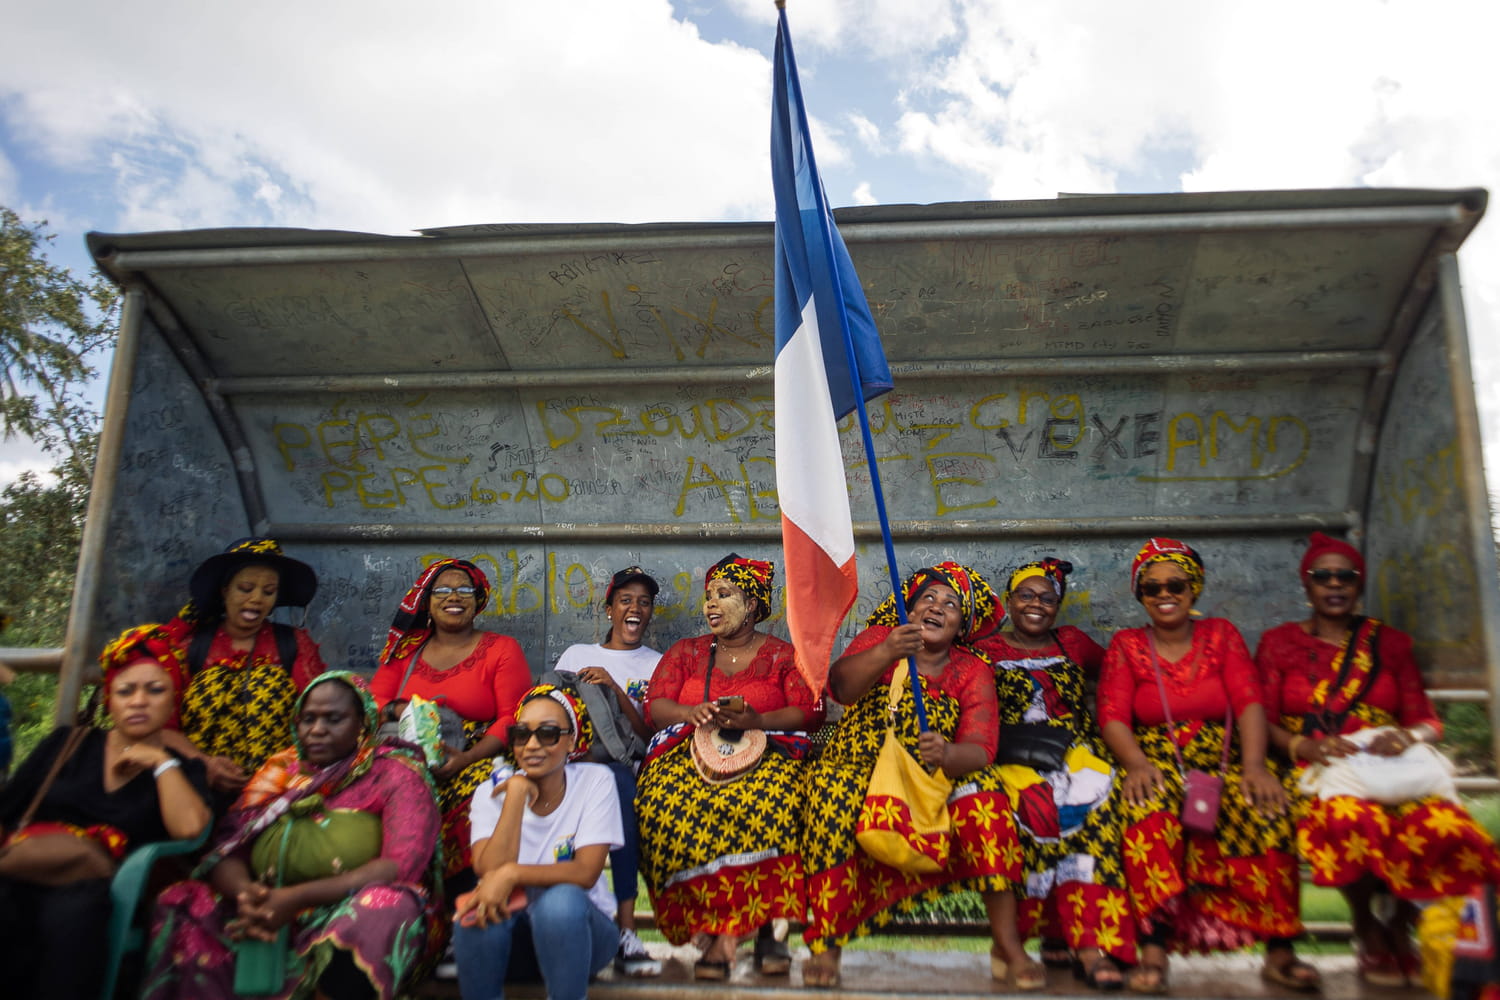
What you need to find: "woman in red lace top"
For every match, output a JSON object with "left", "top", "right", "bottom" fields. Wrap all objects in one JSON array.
[
  {"left": 800, "top": 563, "right": 1022, "bottom": 990},
  {"left": 1099, "top": 538, "right": 1313, "bottom": 994},
  {"left": 1255, "top": 532, "right": 1500, "bottom": 988},
  {"left": 636, "top": 553, "right": 819, "bottom": 981},
  {"left": 371, "top": 558, "right": 531, "bottom": 881}
]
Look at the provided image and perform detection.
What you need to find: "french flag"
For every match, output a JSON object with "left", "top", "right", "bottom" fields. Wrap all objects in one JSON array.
[{"left": 772, "top": 4, "right": 893, "bottom": 697}]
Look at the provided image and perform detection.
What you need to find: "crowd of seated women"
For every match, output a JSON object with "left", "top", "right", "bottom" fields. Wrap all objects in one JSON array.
[{"left": 2, "top": 530, "right": 1497, "bottom": 999}]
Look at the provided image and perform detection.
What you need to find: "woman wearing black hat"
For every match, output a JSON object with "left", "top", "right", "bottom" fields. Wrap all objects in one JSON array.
[
  {"left": 552, "top": 566, "right": 663, "bottom": 978},
  {"left": 161, "top": 538, "right": 326, "bottom": 797}
]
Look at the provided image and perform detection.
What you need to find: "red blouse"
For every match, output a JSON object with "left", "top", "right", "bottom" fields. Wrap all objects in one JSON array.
[
  {"left": 1098, "top": 618, "right": 1262, "bottom": 729},
  {"left": 976, "top": 625, "right": 1105, "bottom": 673},
  {"left": 645, "top": 633, "right": 821, "bottom": 730},
  {"left": 369, "top": 631, "right": 532, "bottom": 741},
  {"left": 841, "top": 626, "right": 1000, "bottom": 760},
  {"left": 1254, "top": 620, "right": 1440, "bottom": 735}
]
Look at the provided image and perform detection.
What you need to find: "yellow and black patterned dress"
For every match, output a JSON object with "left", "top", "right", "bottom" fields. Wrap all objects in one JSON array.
[
  {"left": 802, "top": 626, "right": 1021, "bottom": 952},
  {"left": 978, "top": 627, "right": 1136, "bottom": 966},
  {"left": 168, "top": 619, "right": 326, "bottom": 776},
  {"left": 636, "top": 633, "right": 817, "bottom": 945}
]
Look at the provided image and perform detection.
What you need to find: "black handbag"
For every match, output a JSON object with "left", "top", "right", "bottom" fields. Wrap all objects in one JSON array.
[{"left": 995, "top": 722, "right": 1071, "bottom": 771}]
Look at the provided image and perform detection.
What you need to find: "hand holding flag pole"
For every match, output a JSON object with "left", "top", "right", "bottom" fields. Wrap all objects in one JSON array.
[{"left": 771, "top": 0, "right": 929, "bottom": 733}]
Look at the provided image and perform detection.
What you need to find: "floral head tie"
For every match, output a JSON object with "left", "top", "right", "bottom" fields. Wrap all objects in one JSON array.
[
  {"left": 1299, "top": 531, "right": 1365, "bottom": 580},
  {"left": 1131, "top": 537, "right": 1205, "bottom": 599},
  {"left": 1005, "top": 558, "right": 1073, "bottom": 601},
  {"left": 705, "top": 553, "right": 775, "bottom": 623},
  {"left": 867, "top": 561, "right": 998, "bottom": 643},
  {"left": 519, "top": 684, "right": 594, "bottom": 761},
  {"left": 380, "top": 557, "right": 491, "bottom": 664},
  {"left": 99, "top": 624, "right": 189, "bottom": 705}
]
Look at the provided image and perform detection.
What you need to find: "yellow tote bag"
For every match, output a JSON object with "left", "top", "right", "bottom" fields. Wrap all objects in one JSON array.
[{"left": 854, "top": 671, "right": 953, "bottom": 875}]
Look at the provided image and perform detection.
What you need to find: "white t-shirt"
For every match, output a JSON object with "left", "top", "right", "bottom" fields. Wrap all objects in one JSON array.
[
  {"left": 469, "top": 761, "right": 624, "bottom": 917},
  {"left": 553, "top": 643, "right": 662, "bottom": 714}
]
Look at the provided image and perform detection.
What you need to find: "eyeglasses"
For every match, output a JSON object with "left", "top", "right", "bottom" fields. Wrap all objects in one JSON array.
[
  {"left": 432, "top": 586, "right": 478, "bottom": 598},
  {"left": 1139, "top": 580, "right": 1190, "bottom": 598},
  {"left": 1011, "top": 589, "right": 1060, "bottom": 608},
  {"left": 506, "top": 723, "right": 572, "bottom": 747},
  {"left": 1306, "top": 568, "right": 1361, "bottom": 584}
]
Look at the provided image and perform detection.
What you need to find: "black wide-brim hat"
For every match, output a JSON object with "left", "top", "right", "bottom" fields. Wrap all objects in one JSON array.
[{"left": 188, "top": 537, "right": 319, "bottom": 615}]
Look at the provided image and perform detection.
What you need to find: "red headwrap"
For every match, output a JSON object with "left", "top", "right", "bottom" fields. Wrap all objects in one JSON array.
[
  {"left": 1299, "top": 531, "right": 1365, "bottom": 579},
  {"left": 98, "top": 624, "right": 189, "bottom": 704},
  {"left": 1130, "top": 537, "right": 1205, "bottom": 598},
  {"left": 380, "top": 558, "right": 491, "bottom": 664}
]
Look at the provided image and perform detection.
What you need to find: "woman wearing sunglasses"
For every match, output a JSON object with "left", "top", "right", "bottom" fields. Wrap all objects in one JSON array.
[
  {"left": 371, "top": 558, "right": 532, "bottom": 887},
  {"left": 1255, "top": 532, "right": 1500, "bottom": 988},
  {"left": 1098, "top": 538, "right": 1310, "bottom": 994},
  {"left": 453, "top": 685, "right": 622, "bottom": 1000}
]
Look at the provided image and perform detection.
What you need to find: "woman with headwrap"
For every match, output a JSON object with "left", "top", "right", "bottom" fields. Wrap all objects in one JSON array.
[
  {"left": 370, "top": 557, "right": 531, "bottom": 883},
  {"left": 0, "top": 625, "right": 212, "bottom": 1000},
  {"left": 637, "top": 553, "right": 820, "bottom": 981},
  {"left": 162, "top": 538, "right": 327, "bottom": 798},
  {"left": 801, "top": 562, "right": 1024, "bottom": 990},
  {"left": 1256, "top": 532, "right": 1500, "bottom": 988},
  {"left": 974, "top": 558, "right": 1132, "bottom": 990},
  {"left": 453, "top": 684, "right": 623, "bottom": 1000},
  {"left": 143, "top": 671, "right": 442, "bottom": 1000},
  {"left": 1099, "top": 538, "right": 1310, "bottom": 994}
]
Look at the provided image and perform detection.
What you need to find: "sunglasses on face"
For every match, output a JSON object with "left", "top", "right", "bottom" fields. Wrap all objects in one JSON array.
[
  {"left": 432, "top": 586, "right": 477, "bottom": 598},
  {"left": 1139, "top": 580, "right": 1190, "bottom": 598},
  {"left": 1306, "top": 568, "right": 1361, "bottom": 584},
  {"left": 506, "top": 723, "right": 572, "bottom": 747}
]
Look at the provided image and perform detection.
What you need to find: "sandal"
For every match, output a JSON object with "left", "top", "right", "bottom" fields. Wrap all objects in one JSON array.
[
  {"left": 1261, "top": 955, "right": 1322, "bottom": 993},
  {"left": 1011, "top": 957, "right": 1048, "bottom": 992},
  {"left": 754, "top": 932, "right": 792, "bottom": 976},
  {"left": 1074, "top": 953, "right": 1126, "bottom": 992},
  {"left": 693, "top": 958, "right": 731, "bottom": 981},
  {"left": 990, "top": 948, "right": 1009, "bottom": 983},
  {"left": 803, "top": 950, "right": 841, "bottom": 989},
  {"left": 1042, "top": 937, "right": 1074, "bottom": 969},
  {"left": 1356, "top": 945, "right": 1408, "bottom": 988},
  {"left": 1127, "top": 963, "right": 1169, "bottom": 995}
]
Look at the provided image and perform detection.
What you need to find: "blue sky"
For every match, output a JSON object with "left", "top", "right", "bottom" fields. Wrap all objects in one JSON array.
[{"left": 2, "top": 0, "right": 1498, "bottom": 491}]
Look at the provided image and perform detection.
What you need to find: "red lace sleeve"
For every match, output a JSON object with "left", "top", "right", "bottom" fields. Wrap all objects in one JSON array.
[
  {"left": 1382, "top": 628, "right": 1442, "bottom": 733},
  {"left": 1057, "top": 626, "right": 1106, "bottom": 677},
  {"left": 1211, "top": 619, "right": 1263, "bottom": 716},
  {"left": 645, "top": 636, "right": 702, "bottom": 727},
  {"left": 289, "top": 628, "right": 326, "bottom": 691},
  {"left": 1253, "top": 624, "right": 1293, "bottom": 719},
  {"left": 369, "top": 652, "right": 408, "bottom": 708},
  {"left": 1098, "top": 630, "right": 1141, "bottom": 729},
  {"left": 769, "top": 637, "right": 825, "bottom": 727},
  {"left": 482, "top": 634, "right": 534, "bottom": 740},
  {"left": 950, "top": 652, "right": 999, "bottom": 760}
]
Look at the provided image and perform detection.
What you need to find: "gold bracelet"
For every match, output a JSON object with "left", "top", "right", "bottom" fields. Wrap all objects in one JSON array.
[{"left": 1287, "top": 735, "right": 1304, "bottom": 762}]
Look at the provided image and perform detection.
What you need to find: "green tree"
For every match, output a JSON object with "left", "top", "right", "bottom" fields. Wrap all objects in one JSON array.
[{"left": 0, "top": 207, "right": 117, "bottom": 767}]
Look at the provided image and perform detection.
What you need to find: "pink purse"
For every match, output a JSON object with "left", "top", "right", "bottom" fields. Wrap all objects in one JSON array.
[{"left": 1147, "top": 634, "right": 1231, "bottom": 835}]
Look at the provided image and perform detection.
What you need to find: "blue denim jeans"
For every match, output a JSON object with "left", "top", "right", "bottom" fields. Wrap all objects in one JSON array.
[
  {"left": 606, "top": 760, "right": 641, "bottom": 903},
  {"left": 453, "top": 883, "right": 616, "bottom": 1000}
]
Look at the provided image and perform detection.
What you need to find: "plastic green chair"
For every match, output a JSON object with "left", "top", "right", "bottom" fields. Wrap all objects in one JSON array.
[{"left": 99, "top": 826, "right": 210, "bottom": 1000}]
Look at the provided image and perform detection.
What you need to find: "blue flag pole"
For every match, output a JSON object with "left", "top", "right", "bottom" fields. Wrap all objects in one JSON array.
[{"left": 774, "top": 5, "right": 929, "bottom": 732}]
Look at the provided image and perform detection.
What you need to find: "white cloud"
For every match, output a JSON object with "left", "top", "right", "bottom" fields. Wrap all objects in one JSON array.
[
  {"left": 847, "top": 111, "right": 882, "bottom": 152},
  {"left": 852, "top": 181, "right": 877, "bottom": 206}
]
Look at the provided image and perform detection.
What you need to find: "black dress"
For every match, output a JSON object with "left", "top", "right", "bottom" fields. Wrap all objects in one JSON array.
[{"left": 0, "top": 726, "right": 211, "bottom": 1000}]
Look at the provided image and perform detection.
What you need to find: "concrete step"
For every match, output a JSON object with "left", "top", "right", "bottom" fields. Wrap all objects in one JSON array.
[{"left": 417, "top": 944, "right": 1428, "bottom": 998}]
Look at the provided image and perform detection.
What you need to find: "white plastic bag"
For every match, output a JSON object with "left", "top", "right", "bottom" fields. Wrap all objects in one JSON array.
[{"left": 1297, "top": 726, "right": 1457, "bottom": 804}]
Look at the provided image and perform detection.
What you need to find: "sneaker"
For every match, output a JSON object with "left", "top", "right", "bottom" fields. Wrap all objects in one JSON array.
[
  {"left": 615, "top": 928, "right": 662, "bottom": 977},
  {"left": 434, "top": 944, "right": 459, "bottom": 980}
]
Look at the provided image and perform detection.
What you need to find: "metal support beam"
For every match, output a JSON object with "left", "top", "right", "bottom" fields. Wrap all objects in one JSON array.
[
  {"left": 213, "top": 351, "right": 1385, "bottom": 396},
  {"left": 57, "top": 286, "right": 146, "bottom": 721},
  {"left": 100, "top": 203, "right": 1467, "bottom": 271}
]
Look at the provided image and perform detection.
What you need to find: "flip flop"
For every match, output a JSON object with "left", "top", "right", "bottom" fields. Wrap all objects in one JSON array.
[
  {"left": 803, "top": 953, "right": 841, "bottom": 989},
  {"left": 1261, "top": 957, "right": 1323, "bottom": 993}
]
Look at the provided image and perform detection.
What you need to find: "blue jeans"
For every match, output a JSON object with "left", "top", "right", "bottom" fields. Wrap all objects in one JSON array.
[
  {"left": 606, "top": 760, "right": 641, "bottom": 903},
  {"left": 453, "top": 883, "right": 616, "bottom": 1000}
]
